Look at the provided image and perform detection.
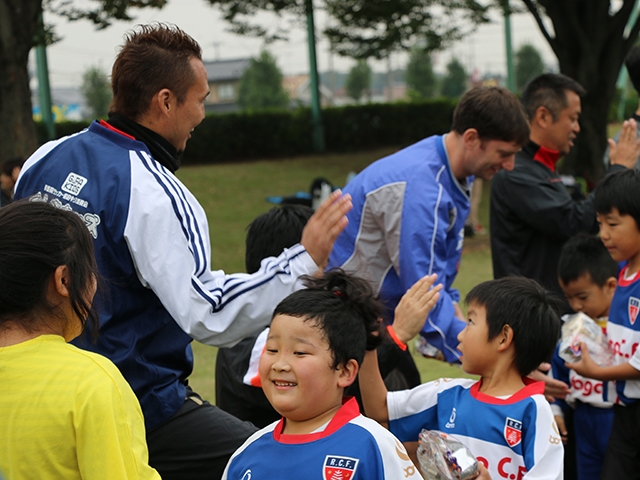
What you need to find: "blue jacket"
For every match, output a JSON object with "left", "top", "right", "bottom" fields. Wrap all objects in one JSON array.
[
  {"left": 15, "top": 121, "right": 317, "bottom": 429},
  {"left": 328, "top": 135, "right": 468, "bottom": 362}
]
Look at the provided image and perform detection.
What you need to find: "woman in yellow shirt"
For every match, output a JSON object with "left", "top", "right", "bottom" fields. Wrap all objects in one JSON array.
[{"left": 0, "top": 201, "right": 160, "bottom": 480}]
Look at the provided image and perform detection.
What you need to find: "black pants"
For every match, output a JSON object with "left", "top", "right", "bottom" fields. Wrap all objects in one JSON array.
[
  {"left": 147, "top": 390, "right": 258, "bottom": 480},
  {"left": 600, "top": 402, "right": 640, "bottom": 480}
]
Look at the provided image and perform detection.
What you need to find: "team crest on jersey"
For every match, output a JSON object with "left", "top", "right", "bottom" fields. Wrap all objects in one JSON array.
[
  {"left": 323, "top": 455, "right": 359, "bottom": 480},
  {"left": 629, "top": 297, "right": 640, "bottom": 325},
  {"left": 504, "top": 417, "right": 523, "bottom": 447}
]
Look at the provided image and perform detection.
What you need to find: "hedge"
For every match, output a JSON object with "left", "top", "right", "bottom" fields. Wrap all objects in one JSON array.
[{"left": 34, "top": 99, "right": 456, "bottom": 165}]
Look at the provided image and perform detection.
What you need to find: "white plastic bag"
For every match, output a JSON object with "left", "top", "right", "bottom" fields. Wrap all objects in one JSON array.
[
  {"left": 558, "top": 312, "right": 614, "bottom": 366},
  {"left": 416, "top": 430, "right": 479, "bottom": 480}
]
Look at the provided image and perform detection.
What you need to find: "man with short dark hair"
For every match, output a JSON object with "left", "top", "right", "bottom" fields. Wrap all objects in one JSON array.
[
  {"left": 15, "top": 23, "right": 351, "bottom": 480},
  {"left": 490, "top": 73, "right": 637, "bottom": 297},
  {"left": 328, "top": 86, "right": 530, "bottom": 365}
]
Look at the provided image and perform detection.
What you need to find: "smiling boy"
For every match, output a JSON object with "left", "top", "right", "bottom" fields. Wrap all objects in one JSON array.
[
  {"left": 567, "top": 169, "right": 640, "bottom": 478},
  {"left": 221, "top": 271, "right": 427, "bottom": 480}
]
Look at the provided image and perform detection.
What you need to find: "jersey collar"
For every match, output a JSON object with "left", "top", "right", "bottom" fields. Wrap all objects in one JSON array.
[{"left": 273, "top": 397, "right": 360, "bottom": 444}]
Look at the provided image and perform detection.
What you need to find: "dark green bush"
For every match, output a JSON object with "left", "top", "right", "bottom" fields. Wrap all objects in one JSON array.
[
  {"left": 608, "top": 87, "right": 639, "bottom": 123},
  {"left": 35, "top": 120, "right": 90, "bottom": 145},
  {"left": 35, "top": 99, "right": 456, "bottom": 164}
]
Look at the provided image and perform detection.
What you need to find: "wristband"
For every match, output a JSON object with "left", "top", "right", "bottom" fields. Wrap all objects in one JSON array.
[{"left": 387, "top": 325, "right": 407, "bottom": 351}]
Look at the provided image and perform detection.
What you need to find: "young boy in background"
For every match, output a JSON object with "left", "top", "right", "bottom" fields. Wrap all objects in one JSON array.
[
  {"left": 359, "top": 277, "right": 564, "bottom": 480},
  {"left": 552, "top": 233, "right": 617, "bottom": 480},
  {"left": 215, "top": 205, "right": 314, "bottom": 428},
  {"left": 567, "top": 169, "right": 640, "bottom": 478}
]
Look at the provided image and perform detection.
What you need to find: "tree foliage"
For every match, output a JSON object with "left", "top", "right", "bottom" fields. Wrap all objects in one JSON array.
[
  {"left": 0, "top": 0, "right": 167, "bottom": 165},
  {"left": 238, "top": 50, "right": 289, "bottom": 110},
  {"left": 520, "top": 0, "right": 640, "bottom": 179},
  {"left": 345, "top": 60, "right": 371, "bottom": 102},
  {"left": 324, "top": 0, "right": 490, "bottom": 59},
  {"left": 80, "top": 66, "right": 112, "bottom": 119},
  {"left": 441, "top": 58, "right": 467, "bottom": 98},
  {"left": 405, "top": 47, "right": 437, "bottom": 99},
  {"left": 205, "top": 0, "right": 492, "bottom": 58},
  {"left": 45, "top": 0, "right": 167, "bottom": 29},
  {"left": 514, "top": 43, "right": 544, "bottom": 92}
]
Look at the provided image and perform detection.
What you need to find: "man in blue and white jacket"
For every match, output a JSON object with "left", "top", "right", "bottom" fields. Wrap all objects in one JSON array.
[
  {"left": 15, "top": 24, "right": 351, "bottom": 480},
  {"left": 328, "top": 86, "right": 530, "bottom": 364}
]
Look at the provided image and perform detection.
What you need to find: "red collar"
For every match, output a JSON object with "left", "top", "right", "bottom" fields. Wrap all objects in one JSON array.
[
  {"left": 273, "top": 397, "right": 360, "bottom": 444},
  {"left": 618, "top": 263, "right": 640, "bottom": 287},
  {"left": 99, "top": 119, "right": 136, "bottom": 140},
  {"left": 532, "top": 144, "right": 562, "bottom": 172},
  {"left": 470, "top": 377, "right": 544, "bottom": 405}
]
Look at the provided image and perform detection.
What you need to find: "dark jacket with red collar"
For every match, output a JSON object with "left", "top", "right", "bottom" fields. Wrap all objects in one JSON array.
[{"left": 489, "top": 141, "right": 621, "bottom": 297}]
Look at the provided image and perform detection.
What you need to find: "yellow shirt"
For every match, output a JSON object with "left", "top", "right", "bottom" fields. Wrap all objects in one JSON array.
[{"left": 0, "top": 335, "right": 160, "bottom": 480}]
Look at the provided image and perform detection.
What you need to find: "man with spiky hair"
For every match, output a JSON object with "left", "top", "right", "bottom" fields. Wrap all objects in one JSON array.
[{"left": 15, "top": 23, "right": 351, "bottom": 480}]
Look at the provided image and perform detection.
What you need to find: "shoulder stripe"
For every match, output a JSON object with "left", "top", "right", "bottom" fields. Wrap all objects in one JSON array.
[
  {"left": 428, "top": 166, "right": 446, "bottom": 276},
  {"left": 193, "top": 247, "right": 307, "bottom": 311},
  {"left": 138, "top": 152, "right": 208, "bottom": 276}
]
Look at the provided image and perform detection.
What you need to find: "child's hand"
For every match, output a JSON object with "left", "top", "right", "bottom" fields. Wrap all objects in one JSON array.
[
  {"left": 554, "top": 415, "right": 568, "bottom": 445},
  {"left": 393, "top": 274, "right": 443, "bottom": 344},
  {"left": 565, "top": 342, "right": 601, "bottom": 379},
  {"left": 528, "top": 363, "right": 570, "bottom": 401}
]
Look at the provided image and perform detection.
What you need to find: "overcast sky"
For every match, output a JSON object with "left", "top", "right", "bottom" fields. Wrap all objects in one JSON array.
[{"left": 36, "top": 0, "right": 558, "bottom": 89}]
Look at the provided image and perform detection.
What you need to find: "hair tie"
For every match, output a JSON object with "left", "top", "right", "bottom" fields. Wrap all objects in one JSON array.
[{"left": 333, "top": 290, "right": 343, "bottom": 298}]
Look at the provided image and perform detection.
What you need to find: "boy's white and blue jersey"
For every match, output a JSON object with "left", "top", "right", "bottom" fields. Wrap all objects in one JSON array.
[
  {"left": 608, "top": 264, "right": 640, "bottom": 404},
  {"left": 328, "top": 135, "right": 469, "bottom": 362},
  {"left": 222, "top": 397, "right": 419, "bottom": 480},
  {"left": 14, "top": 121, "right": 318, "bottom": 429},
  {"left": 388, "top": 378, "right": 563, "bottom": 480}
]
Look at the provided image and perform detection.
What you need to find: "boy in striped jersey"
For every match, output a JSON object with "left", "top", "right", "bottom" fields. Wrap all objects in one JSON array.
[{"left": 567, "top": 169, "right": 640, "bottom": 479}]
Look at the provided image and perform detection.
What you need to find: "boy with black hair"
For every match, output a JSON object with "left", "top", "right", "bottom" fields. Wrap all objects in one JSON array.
[
  {"left": 360, "top": 277, "right": 564, "bottom": 480},
  {"left": 222, "top": 270, "right": 431, "bottom": 479},
  {"left": 216, "top": 204, "right": 314, "bottom": 427},
  {"left": 551, "top": 233, "right": 617, "bottom": 480},
  {"left": 244, "top": 205, "right": 315, "bottom": 275},
  {"left": 568, "top": 169, "right": 640, "bottom": 478}
]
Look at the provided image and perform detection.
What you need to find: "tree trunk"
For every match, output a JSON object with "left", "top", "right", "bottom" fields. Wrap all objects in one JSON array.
[
  {"left": 527, "top": 0, "right": 639, "bottom": 182},
  {"left": 0, "top": 0, "right": 41, "bottom": 164}
]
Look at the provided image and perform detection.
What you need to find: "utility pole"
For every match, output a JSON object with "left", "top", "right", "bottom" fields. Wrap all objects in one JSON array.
[
  {"left": 212, "top": 42, "right": 221, "bottom": 61},
  {"left": 502, "top": 0, "right": 515, "bottom": 92},
  {"left": 305, "top": 0, "right": 325, "bottom": 153},
  {"left": 35, "top": 12, "right": 55, "bottom": 141}
]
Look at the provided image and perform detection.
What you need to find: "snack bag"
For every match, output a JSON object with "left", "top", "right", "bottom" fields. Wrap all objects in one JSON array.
[
  {"left": 558, "top": 312, "right": 614, "bottom": 365},
  {"left": 416, "top": 430, "right": 479, "bottom": 480}
]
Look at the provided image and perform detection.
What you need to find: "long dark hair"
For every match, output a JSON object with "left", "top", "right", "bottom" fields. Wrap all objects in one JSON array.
[{"left": 0, "top": 201, "right": 100, "bottom": 337}]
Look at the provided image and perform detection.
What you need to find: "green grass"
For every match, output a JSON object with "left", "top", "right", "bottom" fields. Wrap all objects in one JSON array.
[{"left": 178, "top": 149, "right": 491, "bottom": 402}]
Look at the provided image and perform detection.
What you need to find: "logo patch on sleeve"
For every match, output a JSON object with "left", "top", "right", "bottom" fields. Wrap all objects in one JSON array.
[
  {"left": 61, "top": 172, "right": 88, "bottom": 196},
  {"left": 504, "top": 417, "right": 523, "bottom": 447},
  {"left": 323, "top": 455, "right": 359, "bottom": 480},
  {"left": 629, "top": 297, "right": 640, "bottom": 325}
]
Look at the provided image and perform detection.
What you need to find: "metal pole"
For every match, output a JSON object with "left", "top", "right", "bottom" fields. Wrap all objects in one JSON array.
[
  {"left": 503, "top": 0, "right": 515, "bottom": 92},
  {"left": 35, "top": 12, "right": 55, "bottom": 140},
  {"left": 305, "top": 0, "right": 325, "bottom": 152}
]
